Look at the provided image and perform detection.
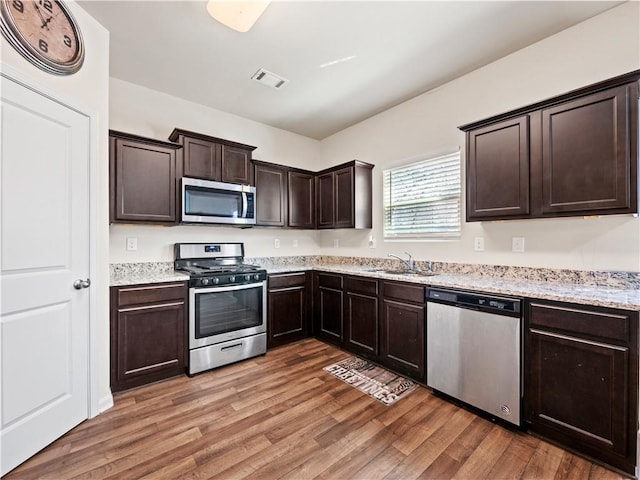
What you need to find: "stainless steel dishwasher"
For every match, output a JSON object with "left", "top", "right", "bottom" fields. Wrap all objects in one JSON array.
[{"left": 426, "top": 288, "right": 522, "bottom": 426}]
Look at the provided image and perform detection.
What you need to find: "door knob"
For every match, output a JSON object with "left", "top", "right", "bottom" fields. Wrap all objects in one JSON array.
[{"left": 73, "top": 278, "right": 91, "bottom": 290}]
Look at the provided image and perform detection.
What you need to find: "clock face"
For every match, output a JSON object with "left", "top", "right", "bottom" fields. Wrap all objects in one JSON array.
[{"left": 0, "top": 0, "right": 84, "bottom": 75}]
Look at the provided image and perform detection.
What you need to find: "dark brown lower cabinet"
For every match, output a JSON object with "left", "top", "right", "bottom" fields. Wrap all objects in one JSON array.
[
  {"left": 525, "top": 300, "right": 638, "bottom": 474},
  {"left": 267, "top": 272, "right": 311, "bottom": 348},
  {"left": 313, "top": 272, "right": 344, "bottom": 344},
  {"left": 379, "top": 281, "right": 426, "bottom": 382},
  {"left": 344, "top": 276, "right": 379, "bottom": 359},
  {"left": 110, "top": 282, "right": 187, "bottom": 392}
]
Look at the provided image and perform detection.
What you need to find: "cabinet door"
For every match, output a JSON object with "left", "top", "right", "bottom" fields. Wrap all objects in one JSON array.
[
  {"left": 112, "top": 138, "right": 177, "bottom": 223},
  {"left": 316, "top": 288, "right": 343, "bottom": 342},
  {"left": 466, "top": 115, "right": 530, "bottom": 220},
  {"left": 541, "top": 85, "right": 634, "bottom": 214},
  {"left": 221, "top": 145, "right": 252, "bottom": 184},
  {"left": 334, "top": 166, "right": 355, "bottom": 228},
  {"left": 525, "top": 301, "right": 638, "bottom": 474},
  {"left": 267, "top": 272, "right": 310, "bottom": 348},
  {"left": 314, "top": 273, "right": 343, "bottom": 343},
  {"left": 255, "top": 163, "right": 287, "bottom": 226},
  {"left": 288, "top": 171, "right": 316, "bottom": 229},
  {"left": 344, "top": 277, "right": 378, "bottom": 357},
  {"left": 317, "top": 172, "right": 335, "bottom": 228},
  {"left": 380, "top": 299, "right": 425, "bottom": 381},
  {"left": 183, "top": 136, "right": 220, "bottom": 180},
  {"left": 111, "top": 300, "right": 186, "bottom": 392}
]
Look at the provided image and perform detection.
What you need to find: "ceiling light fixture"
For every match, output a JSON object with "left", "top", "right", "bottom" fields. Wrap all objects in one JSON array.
[{"left": 206, "top": 0, "right": 270, "bottom": 33}]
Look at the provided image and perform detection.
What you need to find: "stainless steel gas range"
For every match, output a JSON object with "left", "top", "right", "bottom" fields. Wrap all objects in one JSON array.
[{"left": 174, "top": 243, "right": 267, "bottom": 375}]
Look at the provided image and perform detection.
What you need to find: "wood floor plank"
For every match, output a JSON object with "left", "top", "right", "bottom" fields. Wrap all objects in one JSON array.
[
  {"left": 450, "top": 424, "right": 513, "bottom": 479},
  {"left": 383, "top": 407, "right": 477, "bottom": 480},
  {"left": 3, "top": 339, "right": 628, "bottom": 480},
  {"left": 316, "top": 425, "right": 402, "bottom": 480},
  {"left": 520, "top": 440, "right": 566, "bottom": 479},
  {"left": 553, "top": 451, "right": 596, "bottom": 480}
]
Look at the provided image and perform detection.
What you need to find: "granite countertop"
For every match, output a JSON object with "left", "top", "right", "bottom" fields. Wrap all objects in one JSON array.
[
  {"left": 109, "top": 260, "right": 640, "bottom": 311},
  {"left": 265, "top": 264, "right": 640, "bottom": 311},
  {"left": 110, "top": 262, "right": 189, "bottom": 287}
]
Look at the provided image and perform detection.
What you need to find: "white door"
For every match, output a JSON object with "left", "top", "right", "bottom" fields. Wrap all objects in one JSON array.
[{"left": 0, "top": 75, "right": 90, "bottom": 476}]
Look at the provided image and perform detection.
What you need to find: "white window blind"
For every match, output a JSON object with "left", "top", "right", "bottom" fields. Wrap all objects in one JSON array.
[{"left": 383, "top": 152, "right": 461, "bottom": 238}]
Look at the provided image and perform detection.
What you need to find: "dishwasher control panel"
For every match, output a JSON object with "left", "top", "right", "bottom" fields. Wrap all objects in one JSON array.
[{"left": 427, "top": 288, "right": 521, "bottom": 316}]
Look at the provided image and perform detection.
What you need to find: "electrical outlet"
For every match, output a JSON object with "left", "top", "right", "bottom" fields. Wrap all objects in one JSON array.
[
  {"left": 274, "top": 239, "right": 280, "bottom": 249},
  {"left": 293, "top": 239, "right": 299, "bottom": 248},
  {"left": 512, "top": 236, "right": 525, "bottom": 253},
  {"left": 369, "top": 235, "right": 376, "bottom": 249},
  {"left": 126, "top": 237, "right": 137, "bottom": 251},
  {"left": 474, "top": 237, "right": 484, "bottom": 252},
  {"left": 333, "top": 239, "right": 339, "bottom": 248}
]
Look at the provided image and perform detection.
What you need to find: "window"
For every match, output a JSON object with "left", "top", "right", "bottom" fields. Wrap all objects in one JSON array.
[{"left": 383, "top": 152, "right": 461, "bottom": 238}]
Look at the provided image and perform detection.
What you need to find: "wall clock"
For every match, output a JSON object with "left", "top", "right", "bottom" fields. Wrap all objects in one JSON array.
[{"left": 0, "top": 0, "right": 84, "bottom": 75}]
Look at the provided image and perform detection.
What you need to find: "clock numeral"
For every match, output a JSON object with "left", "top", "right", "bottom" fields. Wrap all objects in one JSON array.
[
  {"left": 38, "top": 39, "right": 48, "bottom": 53},
  {"left": 40, "top": 0, "right": 53, "bottom": 14},
  {"left": 64, "top": 35, "right": 72, "bottom": 48},
  {"left": 11, "top": 0, "right": 24, "bottom": 13}
]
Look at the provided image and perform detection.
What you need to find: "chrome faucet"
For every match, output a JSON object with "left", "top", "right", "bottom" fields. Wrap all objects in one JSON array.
[{"left": 388, "top": 252, "right": 415, "bottom": 271}]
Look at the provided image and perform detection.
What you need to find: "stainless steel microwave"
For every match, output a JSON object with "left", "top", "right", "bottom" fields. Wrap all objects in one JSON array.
[{"left": 181, "top": 177, "right": 256, "bottom": 225}]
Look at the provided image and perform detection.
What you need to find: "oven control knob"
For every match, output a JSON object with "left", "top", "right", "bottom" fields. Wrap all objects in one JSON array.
[
  {"left": 245, "top": 274, "right": 252, "bottom": 282},
  {"left": 229, "top": 276, "right": 236, "bottom": 283},
  {"left": 254, "top": 274, "right": 261, "bottom": 281},
  {"left": 200, "top": 278, "right": 210, "bottom": 286},
  {"left": 212, "top": 277, "right": 220, "bottom": 285}
]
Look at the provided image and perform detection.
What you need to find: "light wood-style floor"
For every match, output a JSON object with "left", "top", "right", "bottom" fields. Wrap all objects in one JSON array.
[{"left": 5, "top": 339, "right": 628, "bottom": 480}]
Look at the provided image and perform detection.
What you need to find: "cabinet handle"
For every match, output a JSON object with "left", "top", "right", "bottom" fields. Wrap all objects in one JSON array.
[{"left": 221, "top": 342, "right": 243, "bottom": 351}]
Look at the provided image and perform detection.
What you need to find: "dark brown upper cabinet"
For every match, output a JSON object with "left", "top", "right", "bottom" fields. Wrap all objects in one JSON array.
[
  {"left": 466, "top": 116, "right": 530, "bottom": 220},
  {"left": 253, "top": 160, "right": 316, "bottom": 228},
  {"left": 460, "top": 70, "right": 639, "bottom": 222},
  {"left": 109, "top": 130, "right": 182, "bottom": 224},
  {"left": 540, "top": 85, "right": 633, "bottom": 215},
  {"left": 316, "top": 160, "right": 373, "bottom": 229},
  {"left": 254, "top": 161, "right": 287, "bottom": 227},
  {"left": 168, "top": 128, "right": 256, "bottom": 185},
  {"left": 288, "top": 171, "right": 316, "bottom": 229},
  {"left": 252, "top": 158, "right": 372, "bottom": 230}
]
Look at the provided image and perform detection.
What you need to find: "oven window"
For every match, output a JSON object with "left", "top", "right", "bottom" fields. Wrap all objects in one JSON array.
[{"left": 195, "top": 286, "right": 263, "bottom": 338}]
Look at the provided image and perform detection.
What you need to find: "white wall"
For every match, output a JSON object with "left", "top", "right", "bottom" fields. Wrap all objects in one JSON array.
[
  {"left": 319, "top": 2, "right": 640, "bottom": 272},
  {"left": 1, "top": 2, "right": 112, "bottom": 411},
  {"left": 109, "top": 78, "right": 322, "bottom": 263}
]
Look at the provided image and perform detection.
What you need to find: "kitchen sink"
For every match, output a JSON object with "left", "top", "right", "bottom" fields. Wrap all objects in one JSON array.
[{"left": 364, "top": 268, "right": 438, "bottom": 277}]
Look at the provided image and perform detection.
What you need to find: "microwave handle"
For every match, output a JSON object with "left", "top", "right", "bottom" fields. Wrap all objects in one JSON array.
[{"left": 241, "top": 192, "right": 248, "bottom": 218}]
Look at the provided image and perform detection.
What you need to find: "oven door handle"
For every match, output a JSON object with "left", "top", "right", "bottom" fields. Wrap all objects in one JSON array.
[
  {"left": 190, "top": 281, "right": 264, "bottom": 295},
  {"left": 241, "top": 192, "right": 248, "bottom": 218}
]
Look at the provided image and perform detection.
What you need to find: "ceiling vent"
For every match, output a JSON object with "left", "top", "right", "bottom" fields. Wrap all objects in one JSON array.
[{"left": 251, "top": 68, "right": 288, "bottom": 90}]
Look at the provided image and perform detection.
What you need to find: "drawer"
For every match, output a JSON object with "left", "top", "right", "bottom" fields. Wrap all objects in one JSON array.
[
  {"left": 317, "top": 273, "right": 343, "bottom": 290},
  {"left": 115, "top": 282, "right": 187, "bottom": 307},
  {"left": 345, "top": 276, "right": 378, "bottom": 296},
  {"left": 268, "top": 272, "right": 306, "bottom": 289},
  {"left": 528, "top": 301, "right": 631, "bottom": 344},
  {"left": 382, "top": 281, "right": 425, "bottom": 304}
]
